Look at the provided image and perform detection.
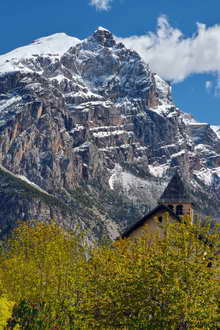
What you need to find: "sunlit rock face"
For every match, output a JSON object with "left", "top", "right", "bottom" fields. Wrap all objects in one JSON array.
[{"left": 0, "top": 27, "right": 220, "bottom": 240}]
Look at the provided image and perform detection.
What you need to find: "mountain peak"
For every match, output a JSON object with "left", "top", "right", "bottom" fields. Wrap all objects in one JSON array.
[
  {"left": 91, "top": 27, "right": 115, "bottom": 47},
  {"left": 0, "top": 33, "right": 81, "bottom": 75},
  {"left": 0, "top": 26, "right": 220, "bottom": 240},
  {"left": 96, "top": 26, "right": 110, "bottom": 32}
]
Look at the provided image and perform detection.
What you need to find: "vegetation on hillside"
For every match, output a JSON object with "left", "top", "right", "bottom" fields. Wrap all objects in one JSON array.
[{"left": 0, "top": 217, "right": 219, "bottom": 329}]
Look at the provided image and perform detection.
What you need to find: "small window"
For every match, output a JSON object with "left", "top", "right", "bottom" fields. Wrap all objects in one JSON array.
[
  {"left": 158, "top": 216, "right": 163, "bottom": 223},
  {"left": 176, "top": 205, "right": 183, "bottom": 216},
  {"left": 168, "top": 205, "right": 174, "bottom": 211}
]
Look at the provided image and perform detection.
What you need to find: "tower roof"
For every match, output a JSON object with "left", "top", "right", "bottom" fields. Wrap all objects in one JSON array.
[{"left": 159, "top": 172, "right": 192, "bottom": 204}]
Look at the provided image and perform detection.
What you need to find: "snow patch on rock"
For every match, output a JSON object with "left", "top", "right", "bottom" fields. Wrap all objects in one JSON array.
[
  {"left": 0, "top": 95, "right": 22, "bottom": 112},
  {"left": 0, "top": 164, "right": 52, "bottom": 196},
  {"left": 211, "top": 125, "right": 220, "bottom": 139},
  {"left": 0, "top": 33, "right": 81, "bottom": 75},
  {"left": 148, "top": 163, "right": 169, "bottom": 178},
  {"left": 109, "top": 164, "right": 166, "bottom": 207},
  {"left": 17, "top": 175, "right": 52, "bottom": 196},
  {"left": 194, "top": 167, "right": 220, "bottom": 186}
]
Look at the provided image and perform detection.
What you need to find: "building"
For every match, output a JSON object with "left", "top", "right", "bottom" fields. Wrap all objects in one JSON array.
[{"left": 122, "top": 172, "right": 193, "bottom": 239}]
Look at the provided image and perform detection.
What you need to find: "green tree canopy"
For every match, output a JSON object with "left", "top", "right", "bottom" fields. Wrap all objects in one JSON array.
[
  {"left": 0, "top": 217, "right": 219, "bottom": 329},
  {"left": 0, "top": 221, "right": 87, "bottom": 328},
  {"left": 75, "top": 216, "right": 220, "bottom": 329}
]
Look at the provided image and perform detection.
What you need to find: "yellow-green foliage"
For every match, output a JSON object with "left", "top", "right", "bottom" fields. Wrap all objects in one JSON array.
[
  {"left": 0, "top": 217, "right": 219, "bottom": 329},
  {"left": 75, "top": 217, "right": 220, "bottom": 329},
  {"left": 0, "top": 295, "right": 14, "bottom": 328},
  {"left": 0, "top": 221, "right": 87, "bottom": 328}
]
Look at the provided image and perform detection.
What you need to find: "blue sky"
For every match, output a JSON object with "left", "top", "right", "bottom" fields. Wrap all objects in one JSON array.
[{"left": 1, "top": 0, "right": 220, "bottom": 124}]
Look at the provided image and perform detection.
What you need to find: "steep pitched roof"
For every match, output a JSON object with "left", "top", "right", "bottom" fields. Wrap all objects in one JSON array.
[
  {"left": 159, "top": 172, "right": 191, "bottom": 204},
  {"left": 121, "top": 204, "right": 180, "bottom": 238}
]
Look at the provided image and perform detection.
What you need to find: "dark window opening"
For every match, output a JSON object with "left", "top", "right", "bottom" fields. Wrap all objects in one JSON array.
[
  {"left": 168, "top": 205, "right": 174, "bottom": 211},
  {"left": 176, "top": 205, "right": 183, "bottom": 216},
  {"left": 158, "top": 216, "right": 163, "bottom": 223}
]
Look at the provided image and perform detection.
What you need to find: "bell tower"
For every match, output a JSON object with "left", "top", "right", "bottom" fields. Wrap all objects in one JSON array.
[{"left": 159, "top": 172, "right": 193, "bottom": 222}]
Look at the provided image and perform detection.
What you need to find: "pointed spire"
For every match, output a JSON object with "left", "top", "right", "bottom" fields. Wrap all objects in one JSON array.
[{"left": 159, "top": 172, "right": 191, "bottom": 204}]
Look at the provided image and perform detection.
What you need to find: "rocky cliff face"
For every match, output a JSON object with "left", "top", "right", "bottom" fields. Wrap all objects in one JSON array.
[{"left": 0, "top": 27, "right": 220, "bottom": 240}]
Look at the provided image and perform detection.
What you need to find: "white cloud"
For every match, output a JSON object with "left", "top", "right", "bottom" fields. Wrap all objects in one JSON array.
[
  {"left": 118, "top": 16, "right": 220, "bottom": 82},
  {"left": 90, "top": 0, "right": 112, "bottom": 10},
  {"left": 205, "top": 81, "right": 212, "bottom": 92},
  {"left": 214, "top": 74, "right": 220, "bottom": 96}
]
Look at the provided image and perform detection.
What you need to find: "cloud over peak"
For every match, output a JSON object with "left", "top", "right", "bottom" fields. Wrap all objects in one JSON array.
[
  {"left": 118, "top": 16, "right": 220, "bottom": 82},
  {"left": 90, "top": 0, "right": 112, "bottom": 10},
  {"left": 205, "top": 81, "right": 212, "bottom": 92}
]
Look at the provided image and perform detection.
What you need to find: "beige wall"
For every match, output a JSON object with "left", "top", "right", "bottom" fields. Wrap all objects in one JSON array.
[
  {"left": 128, "top": 203, "right": 194, "bottom": 240},
  {"left": 128, "top": 211, "right": 177, "bottom": 240}
]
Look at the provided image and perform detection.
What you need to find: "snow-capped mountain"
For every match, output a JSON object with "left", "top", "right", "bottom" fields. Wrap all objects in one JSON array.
[
  {"left": 0, "top": 27, "right": 220, "bottom": 240},
  {"left": 0, "top": 33, "right": 80, "bottom": 75}
]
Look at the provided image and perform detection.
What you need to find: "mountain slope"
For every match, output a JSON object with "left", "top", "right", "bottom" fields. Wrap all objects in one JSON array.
[
  {"left": 0, "top": 33, "right": 81, "bottom": 76},
  {"left": 0, "top": 27, "right": 220, "bottom": 239}
]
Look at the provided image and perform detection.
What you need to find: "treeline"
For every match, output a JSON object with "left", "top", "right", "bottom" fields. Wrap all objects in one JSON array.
[{"left": 0, "top": 217, "right": 220, "bottom": 329}]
